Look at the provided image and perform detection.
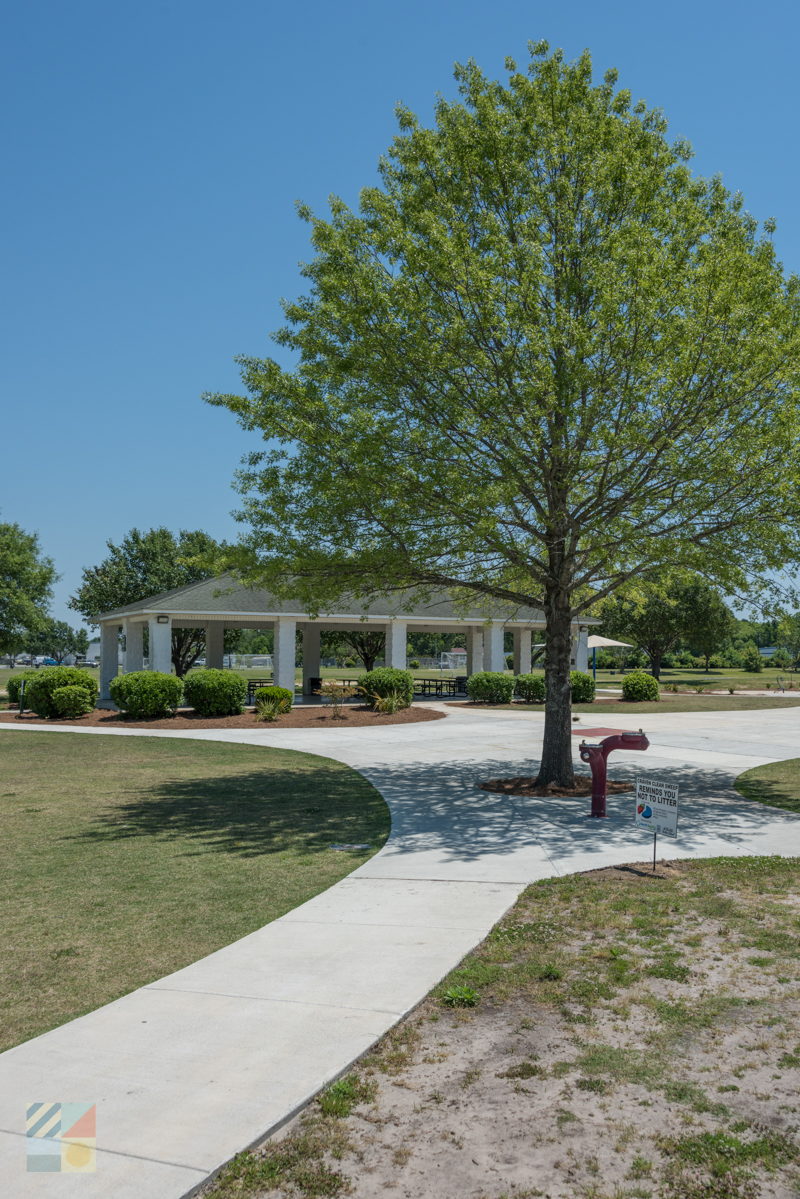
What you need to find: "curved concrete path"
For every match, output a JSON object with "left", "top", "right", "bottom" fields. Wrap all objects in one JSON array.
[{"left": 1, "top": 703, "right": 800, "bottom": 1197}]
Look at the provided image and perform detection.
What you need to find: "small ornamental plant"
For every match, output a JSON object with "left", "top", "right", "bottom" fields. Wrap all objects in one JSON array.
[
  {"left": 109, "top": 671, "right": 183, "bottom": 719},
  {"left": 6, "top": 670, "right": 38, "bottom": 707},
  {"left": 51, "top": 685, "right": 94, "bottom": 720},
  {"left": 26, "top": 667, "right": 98, "bottom": 718},
  {"left": 466, "top": 671, "right": 515, "bottom": 704},
  {"left": 358, "top": 667, "right": 414, "bottom": 709},
  {"left": 183, "top": 669, "right": 247, "bottom": 717},
  {"left": 317, "top": 680, "right": 360, "bottom": 718},
  {"left": 621, "top": 670, "right": 660, "bottom": 702},
  {"left": 254, "top": 686, "right": 294, "bottom": 722},
  {"left": 514, "top": 673, "right": 546, "bottom": 703},
  {"left": 570, "top": 670, "right": 596, "bottom": 703}
]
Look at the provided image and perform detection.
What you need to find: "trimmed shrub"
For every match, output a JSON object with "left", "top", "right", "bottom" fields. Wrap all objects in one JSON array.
[
  {"left": 254, "top": 685, "right": 294, "bottom": 718},
  {"left": 52, "top": 685, "right": 94, "bottom": 719},
  {"left": 466, "top": 671, "right": 515, "bottom": 704},
  {"left": 621, "top": 670, "right": 660, "bottom": 702},
  {"left": 26, "top": 667, "right": 98, "bottom": 718},
  {"left": 110, "top": 671, "right": 183, "bottom": 719},
  {"left": 570, "top": 670, "right": 596, "bottom": 704},
  {"left": 183, "top": 669, "right": 247, "bottom": 717},
  {"left": 741, "top": 644, "right": 764, "bottom": 673},
  {"left": 408, "top": 658, "right": 420, "bottom": 669},
  {"left": 514, "top": 673, "right": 546, "bottom": 703},
  {"left": 7, "top": 669, "right": 37, "bottom": 705},
  {"left": 358, "top": 667, "right": 414, "bottom": 709}
]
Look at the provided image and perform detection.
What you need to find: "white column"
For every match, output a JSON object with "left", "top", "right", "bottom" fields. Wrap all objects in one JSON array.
[
  {"left": 100, "top": 623, "right": 119, "bottom": 699},
  {"left": 148, "top": 617, "right": 173, "bottom": 674},
  {"left": 466, "top": 627, "right": 483, "bottom": 675},
  {"left": 384, "top": 620, "right": 407, "bottom": 669},
  {"left": 273, "top": 617, "right": 296, "bottom": 695},
  {"left": 205, "top": 623, "right": 224, "bottom": 669},
  {"left": 573, "top": 626, "right": 589, "bottom": 672},
  {"left": 484, "top": 623, "right": 506, "bottom": 672},
  {"left": 124, "top": 621, "right": 144, "bottom": 673},
  {"left": 302, "top": 624, "right": 321, "bottom": 695},
  {"left": 512, "top": 628, "right": 532, "bottom": 675}
]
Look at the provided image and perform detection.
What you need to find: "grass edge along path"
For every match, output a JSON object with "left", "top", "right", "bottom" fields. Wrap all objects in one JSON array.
[
  {"left": 202, "top": 856, "right": 800, "bottom": 1199},
  {"left": 0, "top": 731, "right": 389, "bottom": 1051},
  {"left": 735, "top": 757, "right": 800, "bottom": 815}
]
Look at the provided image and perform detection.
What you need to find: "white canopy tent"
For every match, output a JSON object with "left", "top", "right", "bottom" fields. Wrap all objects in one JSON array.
[{"left": 587, "top": 634, "right": 633, "bottom": 678}]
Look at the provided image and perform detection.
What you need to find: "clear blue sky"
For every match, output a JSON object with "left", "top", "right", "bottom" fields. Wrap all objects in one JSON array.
[{"left": 3, "top": 0, "right": 798, "bottom": 625}]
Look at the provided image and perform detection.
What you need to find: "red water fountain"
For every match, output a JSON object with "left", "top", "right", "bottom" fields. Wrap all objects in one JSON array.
[{"left": 579, "top": 731, "right": 650, "bottom": 818}]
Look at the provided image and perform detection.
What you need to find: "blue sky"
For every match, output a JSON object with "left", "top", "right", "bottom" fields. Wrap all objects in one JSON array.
[{"left": 3, "top": 0, "right": 799, "bottom": 624}]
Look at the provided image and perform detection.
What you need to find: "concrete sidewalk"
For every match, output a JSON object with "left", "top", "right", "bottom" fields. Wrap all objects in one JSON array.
[{"left": 1, "top": 704, "right": 800, "bottom": 1197}]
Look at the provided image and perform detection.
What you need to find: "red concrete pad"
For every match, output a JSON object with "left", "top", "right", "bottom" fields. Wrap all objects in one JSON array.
[{"left": 571, "top": 727, "right": 629, "bottom": 737}]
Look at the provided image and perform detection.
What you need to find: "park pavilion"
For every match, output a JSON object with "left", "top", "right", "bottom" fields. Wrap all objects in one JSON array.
[{"left": 96, "top": 574, "right": 591, "bottom": 702}]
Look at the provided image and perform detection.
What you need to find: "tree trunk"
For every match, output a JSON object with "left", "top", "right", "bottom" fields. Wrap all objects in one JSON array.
[
  {"left": 650, "top": 650, "right": 662, "bottom": 680},
  {"left": 537, "top": 581, "right": 575, "bottom": 788},
  {"left": 172, "top": 630, "right": 204, "bottom": 678}
]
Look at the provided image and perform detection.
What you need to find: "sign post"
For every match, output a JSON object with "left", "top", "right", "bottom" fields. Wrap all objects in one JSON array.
[{"left": 634, "top": 777, "right": 679, "bottom": 870}]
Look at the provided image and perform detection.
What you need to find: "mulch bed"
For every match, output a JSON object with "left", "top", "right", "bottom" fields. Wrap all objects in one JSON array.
[
  {"left": 480, "top": 775, "right": 634, "bottom": 797},
  {"left": 0, "top": 704, "right": 445, "bottom": 731}
]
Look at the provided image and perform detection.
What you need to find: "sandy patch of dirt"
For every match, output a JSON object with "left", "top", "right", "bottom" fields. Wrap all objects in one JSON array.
[
  {"left": 205, "top": 857, "right": 800, "bottom": 1199},
  {"left": 0, "top": 704, "right": 445, "bottom": 731}
]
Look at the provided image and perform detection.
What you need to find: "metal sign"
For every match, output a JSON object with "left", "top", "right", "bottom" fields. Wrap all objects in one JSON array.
[{"left": 635, "top": 777, "right": 679, "bottom": 837}]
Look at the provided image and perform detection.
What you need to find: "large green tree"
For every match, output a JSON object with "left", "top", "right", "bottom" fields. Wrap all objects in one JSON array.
[
  {"left": 600, "top": 580, "right": 687, "bottom": 680},
  {"left": 26, "top": 620, "right": 89, "bottom": 664},
  {"left": 209, "top": 45, "right": 800, "bottom": 784},
  {"left": 0, "top": 522, "right": 56, "bottom": 661},
  {"left": 681, "top": 580, "right": 735, "bottom": 670},
  {"left": 69, "top": 527, "right": 228, "bottom": 676},
  {"left": 600, "top": 576, "right": 733, "bottom": 677}
]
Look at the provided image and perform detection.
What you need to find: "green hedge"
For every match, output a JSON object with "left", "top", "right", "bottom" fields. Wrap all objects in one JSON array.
[
  {"left": 621, "top": 670, "right": 660, "bottom": 702},
  {"left": 110, "top": 671, "right": 183, "bottom": 719},
  {"left": 466, "top": 672, "right": 515, "bottom": 704},
  {"left": 570, "top": 670, "right": 596, "bottom": 704},
  {"left": 7, "top": 670, "right": 38, "bottom": 706},
  {"left": 358, "top": 667, "right": 414, "bottom": 709},
  {"left": 183, "top": 669, "right": 247, "bottom": 717},
  {"left": 26, "top": 667, "right": 99, "bottom": 719},
  {"left": 514, "top": 673, "right": 546, "bottom": 703},
  {"left": 52, "top": 685, "right": 94, "bottom": 719}
]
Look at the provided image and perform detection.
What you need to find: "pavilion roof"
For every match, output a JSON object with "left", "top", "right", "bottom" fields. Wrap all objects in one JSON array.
[{"left": 97, "top": 573, "right": 561, "bottom": 626}]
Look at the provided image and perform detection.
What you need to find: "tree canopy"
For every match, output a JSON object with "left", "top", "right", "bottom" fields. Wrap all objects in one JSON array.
[
  {"left": 600, "top": 575, "right": 734, "bottom": 677},
  {"left": 26, "top": 620, "right": 89, "bottom": 664},
  {"left": 209, "top": 44, "right": 800, "bottom": 783},
  {"left": 69, "top": 527, "right": 228, "bottom": 676},
  {"left": 0, "top": 522, "right": 56, "bottom": 659}
]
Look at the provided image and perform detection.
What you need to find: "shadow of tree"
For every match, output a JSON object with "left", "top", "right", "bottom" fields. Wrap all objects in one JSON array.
[
  {"left": 735, "top": 771, "right": 800, "bottom": 814},
  {"left": 348, "top": 754, "right": 800, "bottom": 868},
  {"left": 69, "top": 765, "right": 390, "bottom": 859}
]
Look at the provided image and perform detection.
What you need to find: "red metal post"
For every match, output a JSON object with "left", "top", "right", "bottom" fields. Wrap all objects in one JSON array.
[{"left": 579, "top": 731, "right": 650, "bottom": 817}]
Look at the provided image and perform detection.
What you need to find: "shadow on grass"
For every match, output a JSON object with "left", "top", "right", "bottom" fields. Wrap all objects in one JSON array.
[
  {"left": 735, "top": 775, "right": 800, "bottom": 814},
  {"left": 69, "top": 765, "right": 390, "bottom": 859}
]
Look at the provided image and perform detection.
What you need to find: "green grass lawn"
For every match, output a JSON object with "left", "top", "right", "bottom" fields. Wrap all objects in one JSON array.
[
  {"left": 480, "top": 694, "right": 800, "bottom": 715},
  {"left": 576, "top": 695, "right": 800, "bottom": 714},
  {"left": 592, "top": 665, "right": 798, "bottom": 691},
  {"left": 735, "top": 758, "right": 800, "bottom": 814},
  {"left": 0, "top": 732, "right": 389, "bottom": 1051}
]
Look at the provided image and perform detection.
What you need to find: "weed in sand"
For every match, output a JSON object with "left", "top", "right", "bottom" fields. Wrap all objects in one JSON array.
[{"left": 318, "top": 1075, "right": 375, "bottom": 1118}]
